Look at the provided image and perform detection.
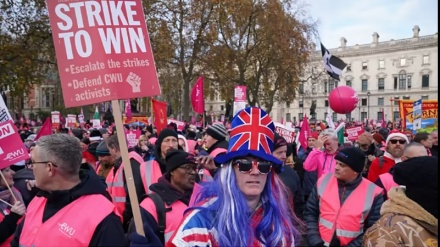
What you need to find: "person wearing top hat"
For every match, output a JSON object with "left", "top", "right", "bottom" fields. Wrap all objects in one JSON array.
[
  {"left": 304, "top": 147, "right": 384, "bottom": 247},
  {"left": 363, "top": 156, "right": 438, "bottom": 246},
  {"left": 167, "top": 107, "right": 303, "bottom": 246}
]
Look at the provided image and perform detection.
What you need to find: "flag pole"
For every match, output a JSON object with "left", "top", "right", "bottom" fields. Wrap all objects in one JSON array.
[{"left": 111, "top": 100, "right": 145, "bottom": 236}]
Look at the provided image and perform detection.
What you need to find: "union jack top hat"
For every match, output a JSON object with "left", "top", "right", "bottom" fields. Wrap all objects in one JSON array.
[{"left": 215, "top": 107, "right": 282, "bottom": 167}]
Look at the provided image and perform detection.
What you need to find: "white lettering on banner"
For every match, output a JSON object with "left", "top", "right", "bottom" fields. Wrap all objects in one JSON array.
[
  {"left": 126, "top": 132, "right": 137, "bottom": 148},
  {"left": 55, "top": 1, "right": 145, "bottom": 59},
  {"left": 0, "top": 122, "right": 14, "bottom": 140},
  {"left": 275, "top": 126, "right": 294, "bottom": 143},
  {"left": 3, "top": 148, "right": 26, "bottom": 161},
  {"left": 58, "top": 222, "right": 76, "bottom": 237},
  {"left": 104, "top": 73, "right": 123, "bottom": 83},
  {"left": 0, "top": 147, "right": 3, "bottom": 155}
]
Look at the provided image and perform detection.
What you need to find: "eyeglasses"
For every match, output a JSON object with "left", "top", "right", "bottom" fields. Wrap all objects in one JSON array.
[
  {"left": 178, "top": 164, "right": 197, "bottom": 173},
  {"left": 389, "top": 139, "right": 406, "bottom": 145},
  {"left": 26, "top": 160, "right": 58, "bottom": 169},
  {"left": 233, "top": 159, "right": 272, "bottom": 174}
]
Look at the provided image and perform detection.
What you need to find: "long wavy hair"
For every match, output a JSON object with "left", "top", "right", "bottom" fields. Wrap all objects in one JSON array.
[{"left": 189, "top": 162, "right": 303, "bottom": 246}]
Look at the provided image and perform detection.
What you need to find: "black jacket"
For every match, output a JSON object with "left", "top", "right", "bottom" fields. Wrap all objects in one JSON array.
[
  {"left": 277, "top": 165, "right": 305, "bottom": 219},
  {"left": 0, "top": 211, "right": 21, "bottom": 244},
  {"left": 304, "top": 174, "right": 384, "bottom": 247},
  {"left": 11, "top": 171, "right": 125, "bottom": 247},
  {"left": 12, "top": 168, "right": 36, "bottom": 207}
]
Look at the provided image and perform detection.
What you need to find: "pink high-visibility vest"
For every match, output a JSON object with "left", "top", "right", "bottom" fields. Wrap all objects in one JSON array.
[
  {"left": 202, "top": 148, "right": 227, "bottom": 182},
  {"left": 379, "top": 173, "right": 398, "bottom": 193},
  {"left": 19, "top": 195, "right": 115, "bottom": 247},
  {"left": 317, "top": 173, "right": 383, "bottom": 246},
  {"left": 140, "top": 159, "right": 163, "bottom": 193}
]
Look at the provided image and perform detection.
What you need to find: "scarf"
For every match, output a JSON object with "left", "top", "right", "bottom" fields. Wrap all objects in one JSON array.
[
  {"left": 384, "top": 151, "right": 401, "bottom": 163},
  {"left": 0, "top": 187, "right": 22, "bottom": 212}
]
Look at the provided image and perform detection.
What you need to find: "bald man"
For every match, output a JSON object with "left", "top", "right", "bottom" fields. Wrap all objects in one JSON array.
[{"left": 375, "top": 142, "right": 428, "bottom": 199}]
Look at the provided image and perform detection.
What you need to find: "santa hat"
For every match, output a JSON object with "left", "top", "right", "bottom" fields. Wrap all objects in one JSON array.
[{"left": 386, "top": 130, "right": 409, "bottom": 144}]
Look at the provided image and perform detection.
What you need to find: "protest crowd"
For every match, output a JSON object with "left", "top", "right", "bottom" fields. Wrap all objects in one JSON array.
[{"left": 0, "top": 105, "right": 438, "bottom": 247}]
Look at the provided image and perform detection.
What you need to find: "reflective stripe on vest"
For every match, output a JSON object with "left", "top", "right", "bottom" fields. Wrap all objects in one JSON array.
[
  {"left": 19, "top": 195, "right": 115, "bottom": 247},
  {"left": 379, "top": 173, "right": 398, "bottom": 193},
  {"left": 317, "top": 173, "right": 383, "bottom": 246},
  {"left": 140, "top": 160, "right": 163, "bottom": 193},
  {"left": 140, "top": 196, "right": 188, "bottom": 243},
  {"left": 106, "top": 162, "right": 126, "bottom": 216}
]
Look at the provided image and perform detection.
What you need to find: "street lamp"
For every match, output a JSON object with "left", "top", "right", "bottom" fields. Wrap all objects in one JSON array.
[
  {"left": 358, "top": 101, "right": 361, "bottom": 121},
  {"left": 367, "top": 91, "right": 371, "bottom": 119}
]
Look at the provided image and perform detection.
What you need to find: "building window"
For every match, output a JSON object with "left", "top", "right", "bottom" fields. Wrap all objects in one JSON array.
[
  {"left": 346, "top": 65, "right": 351, "bottom": 72},
  {"left": 421, "top": 95, "right": 429, "bottom": 100},
  {"left": 346, "top": 113, "right": 351, "bottom": 120},
  {"left": 394, "top": 97, "right": 399, "bottom": 106},
  {"left": 393, "top": 111, "right": 399, "bottom": 120},
  {"left": 399, "top": 73, "right": 406, "bottom": 89},
  {"left": 329, "top": 81, "right": 335, "bottom": 91},
  {"left": 378, "top": 78, "right": 385, "bottom": 91},
  {"left": 324, "top": 80, "right": 328, "bottom": 93},
  {"left": 312, "top": 85, "right": 317, "bottom": 94},
  {"left": 362, "top": 62, "right": 368, "bottom": 70},
  {"left": 286, "top": 113, "right": 291, "bottom": 122},
  {"left": 379, "top": 60, "right": 385, "bottom": 69},
  {"left": 377, "top": 112, "right": 384, "bottom": 121},
  {"left": 361, "top": 112, "right": 367, "bottom": 120},
  {"left": 299, "top": 100, "right": 303, "bottom": 108},
  {"left": 325, "top": 100, "right": 329, "bottom": 107},
  {"left": 361, "top": 98, "right": 367, "bottom": 106},
  {"left": 378, "top": 97, "right": 384, "bottom": 106},
  {"left": 346, "top": 80, "right": 352, "bottom": 87},
  {"left": 407, "top": 75, "right": 412, "bottom": 89},
  {"left": 286, "top": 102, "right": 291, "bottom": 108},
  {"left": 403, "top": 96, "right": 410, "bottom": 100},
  {"left": 332, "top": 112, "right": 337, "bottom": 122},
  {"left": 299, "top": 84, "right": 304, "bottom": 94},
  {"left": 423, "top": 55, "right": 429, "bottom": 65},
  {"left": 210, "top": 105, "right": 213, "bottom": 111},
  {"left": 361, "top": 79, "right": 368, "bottom": 92},
  {"left": 394, "top": 77, "right": 398, "bottom": 89},
  {"left": 422, "top": 75, "right": 429, "bottom": 88},
  {"left": 221, "top": 105, "right": 224, "bottom": 111},
  {"left": 400, "top": 58, "right": 406, "bottom": 66},
  {"left": 298, "top": 113, "right": 303, "bottom": 121}
]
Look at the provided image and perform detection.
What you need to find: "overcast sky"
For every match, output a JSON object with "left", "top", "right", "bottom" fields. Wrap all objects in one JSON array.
[{"left": 305, "top": 0, "right": 438, "bottom": 49}]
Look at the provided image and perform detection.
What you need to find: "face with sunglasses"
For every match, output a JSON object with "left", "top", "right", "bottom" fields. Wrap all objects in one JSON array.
[
  {"left": 232, "top": 157, "right": 272, "bottom": 200},
  {"left": 386, "top": 138, "right": 407, "bottom": 158}
]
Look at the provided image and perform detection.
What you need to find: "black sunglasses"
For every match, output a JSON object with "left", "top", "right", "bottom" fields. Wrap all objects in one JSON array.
[
  {"left": 389, "top": 139, "right": 406, "bottom": 145},
  {"left": 233, "top": 159, "right": 272, "bottom": 174}
]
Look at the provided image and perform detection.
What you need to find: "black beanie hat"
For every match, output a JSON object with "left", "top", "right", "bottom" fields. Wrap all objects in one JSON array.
[
  {"left": 393, "top": 156, "right": 438, "bottom": 218},
  {"left": 334, "top": 147, "right": 365, "bottom": 173},
  {"left": 156, "top": 128, "right": 178, "bottom": 155},
  {"left": 96, "top": 140, "right": 110, "bottom": 156},
  {"left": 165, "top": 149, "right": 196, "bottom": 173},
  {"left": 273, "top": 133, "right": 288, "bottom": 151}
]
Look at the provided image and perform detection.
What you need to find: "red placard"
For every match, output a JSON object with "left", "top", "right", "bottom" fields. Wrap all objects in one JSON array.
[
  {"left": 46, "top": 0, "right": 161, "bottom": 107},
  {"left": 345, "top": 126, "right": 364, "bottom": 142},
  {"left": 0, "top": 120, "right": 30, "bottom": 169}
]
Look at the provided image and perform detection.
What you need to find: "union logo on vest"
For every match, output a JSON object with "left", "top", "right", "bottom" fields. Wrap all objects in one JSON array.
[{"left": 58, "top": 222, "right": 76, "bottom": 237}]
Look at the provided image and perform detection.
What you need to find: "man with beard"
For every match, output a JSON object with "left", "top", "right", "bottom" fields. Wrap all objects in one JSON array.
[
  {"left": 356, "top": 132, "right": 383, "bottom": 177},
  {"left": 367, "top": 130, "right": 409, "bottom": 183}
]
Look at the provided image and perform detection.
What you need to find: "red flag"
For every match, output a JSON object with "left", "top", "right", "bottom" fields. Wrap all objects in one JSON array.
[
  {"left": 191, "top": 76, "right": 205, "bottom": 114},
  {"left": 35, "top": 117, "right": 52, "bottom": 141},
  {"left": 298, "top": 115, "right": 311, "bottom": 150},
  {"left": 125, "top": 99, "right": 132, "bottom": 120},
  {"left": 152, "top": 99, "right": 167, "bottom": 134},
  {"left": 381, "top": 108, "right": 386, "bottom": 128}
]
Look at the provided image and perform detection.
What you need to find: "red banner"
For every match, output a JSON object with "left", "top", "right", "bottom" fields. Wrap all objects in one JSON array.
[
  {"left": 274, "top": 123, "right": 296, "bottom": 143},
  {"left": 125, "top": 99, "right": 132, "bottom": 120},
  {"left": 46, "top": 0, "right": 160, "bottom": 107},
  {"left": 345, "top": 126, "right": 364, "bottom": 142},
  {"left": 398, "top": 99, "right": 438, "bottom": 131},
  {"left": 0, "top": 120, "right": 29, "bottom": 169},
  {"left": 152, "top": 99, "right": 167, "bottom": 134},
  {"left": 298, "top": 115, "right": 310, "bottom": 149},
  {"left": 191, "top": 76, "right": 205, "bottom": 114}
]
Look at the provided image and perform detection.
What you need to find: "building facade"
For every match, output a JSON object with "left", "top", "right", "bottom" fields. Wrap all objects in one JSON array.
[{"left": 206, "top": 25, "right": 438, "bottom": 124}]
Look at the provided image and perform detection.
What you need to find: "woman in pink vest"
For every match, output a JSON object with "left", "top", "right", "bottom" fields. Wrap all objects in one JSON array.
[
  {"left": 0, "top": 166, "right": 26, "bottom": 247},
  {"left": 304, "top": 147, "right": 384, "bottom": 247},
  {"left": 130, "top": 149, "right": 198, "bottom": 246}
]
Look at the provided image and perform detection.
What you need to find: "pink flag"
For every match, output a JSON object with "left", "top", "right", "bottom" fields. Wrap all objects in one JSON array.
[
  {"left": 125, "top": 99, "right": 132, "bottom": 120},
  {"left": 298, "top": 115, "right": 311, "bottom": 149},
  {"left": 191, "top": 76, "right": 205, "bottom": 114},
  {"left": 381, "top": 108, "right": 386, "bottom": 128}
]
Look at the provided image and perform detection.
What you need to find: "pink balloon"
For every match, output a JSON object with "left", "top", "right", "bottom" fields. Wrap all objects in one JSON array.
[{"left": 328, "top": 86, "right": 359, "bottom": 114}]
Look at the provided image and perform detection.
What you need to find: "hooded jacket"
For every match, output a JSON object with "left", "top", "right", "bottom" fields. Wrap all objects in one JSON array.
[
  {"left": 363, "top": 187, "right": 438, "bottom": 246},
  {"left": 11, "top": 171, "right": 125, "bottom": 247}
]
